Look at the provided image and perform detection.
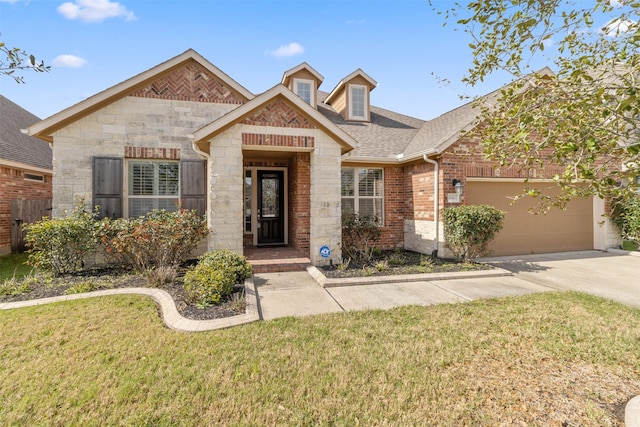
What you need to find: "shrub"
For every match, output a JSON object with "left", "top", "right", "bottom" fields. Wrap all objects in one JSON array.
[
  {"left": 442, "top": 204, "right": 505, "bottom": 261},
  {"left": 97, "top": 209, "right": 208, "bottom": 272},
  {"left": 196, "top": 250, "right": 253, "bottom": 284},
  {"left": 24, "top": 200, "right": 98, "bottom": 275},
  {"left": 610, "top": 195, "right": 640, "bottom": 245},
  {"left": 183, "top": 250, "right": 252, "bottom": 307},
  {"left": 341, "top": 213, "right": 382, "bottom": 263}
]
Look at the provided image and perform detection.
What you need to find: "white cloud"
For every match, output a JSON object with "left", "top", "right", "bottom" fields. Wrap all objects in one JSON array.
[
  {"left": 52, "top": 54, "right": 87, "bottom": 67},
  {"left": 608, "top": 0, "right": 624, "bottom": 8},
  {"left": 266, "top": 42, "right": 304, "bottom": 58},
  {"left": 600, "top": 18, "right": 637, "bottom": 36},
  {"left": 57, "top": 0, "right": 137, "bottom": 23}
]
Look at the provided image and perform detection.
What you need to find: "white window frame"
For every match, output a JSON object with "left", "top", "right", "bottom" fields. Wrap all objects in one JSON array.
[
  {"left": 348, "top": 84, "right": 367, "bottom": 121},
  {"left": 293, "top": 78, "right": 314, "bottom": 106},
  {"left": 341, "top": 167, "right": 384, "bottom": 225},
  {"left": 125, "top": 159, "right": 180, "bottom": 218}
]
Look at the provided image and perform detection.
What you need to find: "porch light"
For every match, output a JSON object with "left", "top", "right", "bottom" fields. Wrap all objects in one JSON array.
[{"left": 452, "top": 179, "right": 464, "bottom": 196}]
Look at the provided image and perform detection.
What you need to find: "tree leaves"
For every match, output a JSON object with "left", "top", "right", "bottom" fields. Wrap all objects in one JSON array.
[{"left": 440, "top": 0, "right": 640, "bottom": 206}]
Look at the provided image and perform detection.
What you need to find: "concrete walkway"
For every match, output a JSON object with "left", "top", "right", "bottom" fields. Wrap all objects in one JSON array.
[{"left": 256, "top": 250, "right": 640, "bottom": 319}]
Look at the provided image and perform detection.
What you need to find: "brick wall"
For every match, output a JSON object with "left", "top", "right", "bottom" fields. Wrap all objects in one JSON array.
[
  {"left": 130, "top": 59, "right": 246, "bottom": 105},
  {"left": 0, "top": 166, "right": 52, "bottom": 254},
  {"left": 288, "top": 153, "right": 311, "bottom": 251},
  {"left": 378, "top": 166, "right": 404, "bottom": 249}
]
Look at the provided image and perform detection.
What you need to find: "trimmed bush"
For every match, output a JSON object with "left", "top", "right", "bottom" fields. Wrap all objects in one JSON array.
[
  {"left": 97, "top": 209, "right": 208, "bottom": 272},
  {"left": 196, "top": 250, "right": 253, "bottom": 284},
  {"left": 24, "top": 201, "right": 98, "bottom": 275},
  {"left": 610, "top": 195, "right": 640, "bottom": 245},
  {"left": 341, "top": 213, "right": 382, "bottom": 263},
  {"left": 442, "top": 204, "right": 505, "bottom": 261},
  {"left": 183, "top": 250, "right": 252, "bottom": 307}
]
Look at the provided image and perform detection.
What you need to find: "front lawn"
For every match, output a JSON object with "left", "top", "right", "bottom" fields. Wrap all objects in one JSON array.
[
  {"left": 1, "top": 292, "right": 638, "bottom": 425},
  {"left": 0, "top": 253, "right": 34, "bottom": 282}
]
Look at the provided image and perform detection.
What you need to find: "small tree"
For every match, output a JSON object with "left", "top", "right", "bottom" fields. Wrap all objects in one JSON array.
[
  {"left": 442, "top": 205, "right": 505, "bottom": 261},
  {"left": 341, "top": 213, "right": 382, "bottom": 263}
]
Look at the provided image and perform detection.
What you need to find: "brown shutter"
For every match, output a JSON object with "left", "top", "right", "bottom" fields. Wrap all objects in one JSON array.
[
  {"left": 180, "top": 160, "right": 206, "bottom": 215},
  {"left": 93, "top": 157, "right": 123, "bottom": 219}
]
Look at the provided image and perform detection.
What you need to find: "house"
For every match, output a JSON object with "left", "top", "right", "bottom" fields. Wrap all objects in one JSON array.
[
  {"left": 0, "top": 95, "right": 52, "bottom": 255},
  {"left": 26, "top": 49, "right": 620, "bottom": 265}
]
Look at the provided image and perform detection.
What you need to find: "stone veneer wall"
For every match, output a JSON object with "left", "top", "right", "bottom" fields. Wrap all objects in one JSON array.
[
  {"left": 309, "top": 132, "right": 342, "bottom": 266},
  {"left": 50, "top": 96, "right": 237, "bottom": 216},
  {"left": 206, "top": 127, "right": 244, "bottom": 254}
]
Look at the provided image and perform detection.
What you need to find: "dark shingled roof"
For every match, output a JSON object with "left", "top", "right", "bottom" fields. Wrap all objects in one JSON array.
[
  {"left": 0, "top": 95, "right": 52, "bottom": 170},
  {"left": 318, "top": 83, "right": 502, "bottom": 161},
  {"left": 318, "top": 91, "right": 425, "bottom": 159}
]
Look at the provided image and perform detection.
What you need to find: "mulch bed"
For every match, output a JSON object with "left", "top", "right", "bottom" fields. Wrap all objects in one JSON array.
[
  {"left": 319, "top": 249, "right": 492, "bottom": 278},
  {"left": 0, "top": 266, "right": 245, "bottom": 321}
]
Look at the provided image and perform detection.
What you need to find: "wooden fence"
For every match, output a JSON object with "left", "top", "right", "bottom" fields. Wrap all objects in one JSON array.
[{"left": 10, "top": 199, "right": 52, "bottom": 253}]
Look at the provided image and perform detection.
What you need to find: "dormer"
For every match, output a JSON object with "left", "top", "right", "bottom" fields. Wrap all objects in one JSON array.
[
  {"left": 324, "top": 69, "right": 377, "bottom": 122},
  {"left": 281, "top": 63, "right": 324, "bottom": 109}
]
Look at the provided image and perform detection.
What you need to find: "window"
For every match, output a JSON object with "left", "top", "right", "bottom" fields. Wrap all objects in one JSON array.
[
  {"left": 349, "top": 84, "right": 367, "bottom": 120},
  {"left": 127, "top": 160, "right": 179, "bottom": 217},
  {"left": 24, "top": 173, "right": 44, "bottom": 182},
  {"left": 294, "top": 78, "right": 313, "bottom": 105},
  {"left": 341, "top": 167, "right": 384, "bottom": 224}
]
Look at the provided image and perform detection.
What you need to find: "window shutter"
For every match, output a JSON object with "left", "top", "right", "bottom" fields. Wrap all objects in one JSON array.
[
  {"left": 180, "top": 160, "right": 206, "bottom": 215},
  {"left": 93, "top": 157, "right": 123, "bottom": 219}
]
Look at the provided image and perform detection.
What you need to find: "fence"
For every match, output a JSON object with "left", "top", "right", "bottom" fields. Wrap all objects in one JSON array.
[{"left": 10, "top": 199, "right": 52, "bottom": 253}]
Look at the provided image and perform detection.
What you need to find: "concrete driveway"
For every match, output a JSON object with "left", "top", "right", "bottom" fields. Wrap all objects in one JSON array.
[
  {"left": 255, "top": 250, "right": 639, "bottom": 320},
  {"left": 481, "top": 251, "right": 640, "bottom": 308}
]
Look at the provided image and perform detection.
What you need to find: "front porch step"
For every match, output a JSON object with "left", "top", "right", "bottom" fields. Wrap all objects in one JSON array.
[
  {"left": 244, "top": 246, "right": 311, "bottom": 274},
  {"left": 250, "top": 261, "right": 310, "bottom": 274}
]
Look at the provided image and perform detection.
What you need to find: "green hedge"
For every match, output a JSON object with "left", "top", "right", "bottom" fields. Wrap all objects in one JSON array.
[{"left": 442, "top": 204, "right": 505, "bottom": 261}]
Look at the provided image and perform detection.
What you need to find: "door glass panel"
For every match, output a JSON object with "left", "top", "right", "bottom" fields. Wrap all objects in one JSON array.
[
  {"left": 245, "top": 170, "right": 252, "bottom": 232},
  {"left": 261, "top": 175, "right": 280, "bottom": 218}
]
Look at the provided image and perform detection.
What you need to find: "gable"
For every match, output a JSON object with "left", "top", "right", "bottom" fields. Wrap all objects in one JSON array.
[
  {"left": 241, "top": 98, "right": 317, "bottom": 129},
  {"left": 129, "top": 59, "right": 246, "bottom": 104}
]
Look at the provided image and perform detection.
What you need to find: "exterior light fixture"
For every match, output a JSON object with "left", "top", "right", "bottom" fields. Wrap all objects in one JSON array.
[{"left": 452, "top": 179, "right": 464, "bottom": 196}]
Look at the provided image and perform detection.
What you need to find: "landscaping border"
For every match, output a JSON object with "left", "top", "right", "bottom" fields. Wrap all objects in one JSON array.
[{"left": 0, "top": 277, "right": 260, "bottom": 332}]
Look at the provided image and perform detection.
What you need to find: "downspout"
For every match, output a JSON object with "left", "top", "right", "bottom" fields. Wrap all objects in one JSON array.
[
  {"left": 423, "top": 154, "right": 439, "bottom": 258},
  {"left": 190, "top": 136, "right": 211, "bottom": 225}
]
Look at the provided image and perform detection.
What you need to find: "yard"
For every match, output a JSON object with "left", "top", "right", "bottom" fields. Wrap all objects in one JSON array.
[{"left": 1, "top": 291, "right": 638, "bottom": 426}]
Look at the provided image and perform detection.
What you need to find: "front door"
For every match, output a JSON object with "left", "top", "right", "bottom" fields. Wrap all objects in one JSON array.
[{"left": 257, "top": 170, "right": 285, "bottom": 245}]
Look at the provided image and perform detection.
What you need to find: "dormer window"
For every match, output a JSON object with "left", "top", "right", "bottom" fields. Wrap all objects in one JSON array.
[
  {"left": 281, "top": 63, "right": 323, "bottom": 109},
  {"left": 325, "top": 69, "right": 376, "bottom": 122},
  {"left": 294, "top": 78, "right": 313, "bottom": 105},
  {"left": 349, "top": 84, "right": 367, "bottom": 120}
]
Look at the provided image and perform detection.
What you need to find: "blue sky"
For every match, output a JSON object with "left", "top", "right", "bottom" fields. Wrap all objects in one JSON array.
[{"left": 0, "top": 0, "right": 618, "bottom": 122}]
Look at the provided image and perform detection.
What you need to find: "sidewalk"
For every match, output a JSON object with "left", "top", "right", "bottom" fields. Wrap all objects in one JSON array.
[{"left": 255, "top": 268, "right": 551, "bottom": 320}]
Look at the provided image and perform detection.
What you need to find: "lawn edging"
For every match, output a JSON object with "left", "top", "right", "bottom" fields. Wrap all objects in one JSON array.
[
  {"left": 307, "top": 265, "right": 513, "bottom": 288},
  {"left": 0, "top": 277, "right": 260, "bottom": 332}
]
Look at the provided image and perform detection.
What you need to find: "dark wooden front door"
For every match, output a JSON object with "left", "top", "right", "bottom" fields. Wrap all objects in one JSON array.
[{"left": 257, "top": 170, "right": 285, "bottom": 245}]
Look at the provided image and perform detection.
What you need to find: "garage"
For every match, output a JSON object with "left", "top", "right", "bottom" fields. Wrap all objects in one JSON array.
[{"left": 465, "top": 180, "right": 594, "bottom": 256}]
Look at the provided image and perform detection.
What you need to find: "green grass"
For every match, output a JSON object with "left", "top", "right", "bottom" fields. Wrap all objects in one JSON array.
[
  {"left": 1, "top": 292, "right": 639, "bottom": 426},
  {"left": 0, "top": 253, "right": 34, "bottom": 282},
  {"left": 623, "top": 240, "right": 639, "bottom": 251}
]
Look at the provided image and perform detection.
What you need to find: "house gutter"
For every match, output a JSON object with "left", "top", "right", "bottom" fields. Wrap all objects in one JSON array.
[{"left": 423, "top": 154, "right": 440, "bottom": 258}]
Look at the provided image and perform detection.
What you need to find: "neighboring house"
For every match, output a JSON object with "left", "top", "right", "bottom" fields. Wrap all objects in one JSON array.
[
  {"left": 26, "top": 49, "right": 619, "bottom": 265},
  {"left": 0, "top": 95, "right": 52, "bottom": 256}
]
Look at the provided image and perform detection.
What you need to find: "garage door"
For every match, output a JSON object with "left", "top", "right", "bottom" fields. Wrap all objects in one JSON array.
[{"left": 465, "top": 181, "right": 593, "bottom": 256}]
